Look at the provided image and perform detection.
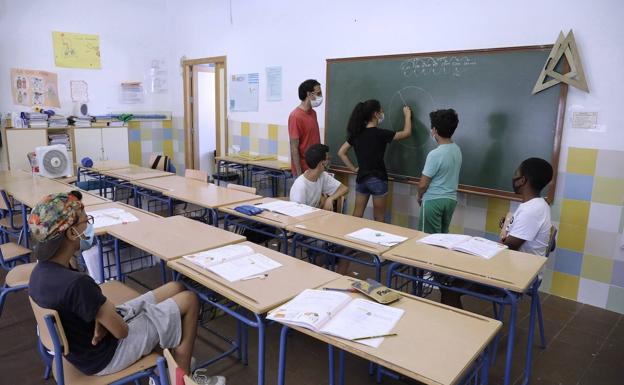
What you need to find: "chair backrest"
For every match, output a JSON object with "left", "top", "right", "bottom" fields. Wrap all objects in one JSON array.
[
  {"left": 29, "top": 297, "right": 70, "bottom": 356},
  {"left": 0, "top": 190, "right": 9, "bottom": 211},
  {"left": 545, "top": 225, "right": 558, "bottom": 258},
  {"left": 164, "top": 349, "right": 199, "bottom": 385},
  {"left": 185, "top": 169, "right": 208, "bottom": 183},
  {"left": 149, "top": 153, "right": 171, "bottom": 171},
  {"left": 226, "top": 183, "right": 257, "bottom": 195}
]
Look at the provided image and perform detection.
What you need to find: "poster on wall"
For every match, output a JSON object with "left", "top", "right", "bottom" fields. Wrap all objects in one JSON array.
[
  {"left": 266, "top": 66, "right": 282, "bottom": 101},
  {"left": 229, "top": 73, "right": 259, "bottom": 112},
  {"left": 52, "top": 31, "right": 101, "bottom": 69},
  {"left": 10, "top": 68, "right": 60, "bottom": 108}
]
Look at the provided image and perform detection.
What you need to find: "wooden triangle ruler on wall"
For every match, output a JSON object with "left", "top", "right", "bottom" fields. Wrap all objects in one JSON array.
[{"left": 532, "top": 30, "right": 589, "bottom": 94}]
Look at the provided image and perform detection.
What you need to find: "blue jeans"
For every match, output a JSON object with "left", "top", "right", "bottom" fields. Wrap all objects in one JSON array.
[{"left": 356, "top": 176, "right": 388, "bottom": 197}]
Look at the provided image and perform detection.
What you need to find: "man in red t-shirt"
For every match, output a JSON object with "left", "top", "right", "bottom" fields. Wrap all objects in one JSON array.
[{"left": 288, "top": 79, "right": 322, "bottom": 176}]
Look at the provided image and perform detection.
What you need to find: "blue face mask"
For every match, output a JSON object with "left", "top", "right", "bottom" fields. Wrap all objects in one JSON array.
[{"left": 79, "top": 223, "right": 95, "bottom": 250}]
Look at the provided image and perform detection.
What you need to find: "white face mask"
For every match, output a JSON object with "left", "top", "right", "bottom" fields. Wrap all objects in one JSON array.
[
  {"left": 310, "top": 95, "right": 323, "bottom": 108},
  {"left": 377, "top": 113, "right": 385, "bottom": 125}
]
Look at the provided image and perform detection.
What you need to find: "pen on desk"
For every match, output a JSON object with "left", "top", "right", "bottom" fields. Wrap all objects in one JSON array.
[
  {"left": 352, "top": 333, "right": 397, "bottom": 341},
  {"left": 241, "top": 274, "right": 268, "bottom": 281},
  {"left": 323, "top": 287, "right": 357, "bottom": 293}
]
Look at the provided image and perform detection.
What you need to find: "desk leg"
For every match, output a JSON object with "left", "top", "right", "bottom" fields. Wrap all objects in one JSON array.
[
  {"left": 277, "top": 325, "right": 290, "bottom": 385},
  {"left": 20, "top": 202, "right": 29, "bottom": 248},
  {"left": 114, "top": 238, "right": 124, "bottom": 282},
  {"left": 328, "top": 345, "right": 335, "bottom": 385},
  {"left": 167, "top": 197, "right": 174, "bottom": 217},
  {"left": 522, "top": 279, "right": 540, "bottom": 385},
  {"left": 338, "top": 349, "right": 345, "bottom": 385},
  {"left": 502, "top": 293, "right": 518, "bottom": 385},
  {"left": 256, "top": 314, "right": 266, "bottom": 385},
  {"left": 160, "top": 259, "right": 168, "bottom": 283},
  {"left": 279, "top": 229, "right": 288, "bottom": 255},
  {"left": 97, "top": 237, "right": 105, "bottom": 284}
]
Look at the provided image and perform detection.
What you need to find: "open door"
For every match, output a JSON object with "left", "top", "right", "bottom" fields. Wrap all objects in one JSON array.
[{"left": 182, "top": 56, "right": 227, "bottom": 173}]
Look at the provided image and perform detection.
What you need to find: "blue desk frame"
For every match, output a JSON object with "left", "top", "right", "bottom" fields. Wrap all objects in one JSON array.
[
  {"left": 386, "top": 263, "right": 543, "bottom": 385},
  {"left": 222, "top": 213, "right": 290, "bottom": 253}
]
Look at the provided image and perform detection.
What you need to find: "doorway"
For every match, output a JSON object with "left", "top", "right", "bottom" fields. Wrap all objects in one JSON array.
[{"left": 182, "top": 56, "right": 227, "bottom": 174}]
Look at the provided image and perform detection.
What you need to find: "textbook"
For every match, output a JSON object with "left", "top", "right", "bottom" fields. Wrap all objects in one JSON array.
[
  {"left": 345, "top": 228, "right": 407, "bottom": 247},
  {"left": 184, "top": 244, "right": 282, "bottom": 282},
  {"left": 267, "top": 289, "right": 404, "bottom": 348},
  {"left": 417, "top": 233, "right": 507, "bottom": 259},
  {"left": 87, "top": 207, "right": 139, "bottom": 228},
  {"left": 256, "top": 200, "right": 318, "bottom": 217}
]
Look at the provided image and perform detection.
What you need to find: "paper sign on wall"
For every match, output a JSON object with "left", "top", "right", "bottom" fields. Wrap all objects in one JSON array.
[
  {"left": 52, "top": 31, "right": 101, "bottom": 69},
  {"left": 266, "top": 66, "right": 282, "bottom": 101},
  {"left": 70, "top": 80, "right": 89, "bottom": 102},
  {"left": 11, "top": 68, "right": 60, "bottom": 108},
  {"left": 229, "top": 73, "right": 259, "bottom": 112}
]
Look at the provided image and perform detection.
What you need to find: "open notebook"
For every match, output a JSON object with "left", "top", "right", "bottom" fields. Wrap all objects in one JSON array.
[
  {"left": 87, "top": 207, "right": 139, "bottom": 228},
  {"left": 267, "top": 289, "right": 404, "bottom": 348},
  {"left": 255, "top": 200, "right": 318, "bottom": 217},
  {"left": 183, "top": 244, "right": 282, "bottom": 282},
  {"left": 417, "top": 233, "right": 508, "bottom": 259},
  {"left": 346, "top": 228, "right": 407, "bottom": 247}
]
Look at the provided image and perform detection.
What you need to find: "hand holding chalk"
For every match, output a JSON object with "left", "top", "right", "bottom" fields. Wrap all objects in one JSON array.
[{"left": 402, "top": 105, "right": 412, "bottom": 119}]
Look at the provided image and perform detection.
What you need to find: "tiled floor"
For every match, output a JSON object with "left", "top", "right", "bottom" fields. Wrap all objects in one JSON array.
[{"left": 1, "top": 264, "right": 622, "bottom": 385}]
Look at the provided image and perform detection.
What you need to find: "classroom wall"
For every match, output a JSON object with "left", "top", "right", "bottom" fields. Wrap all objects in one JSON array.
[
  {"left": 165, "top": 0, "right": 624, "bottom": 312},
  {"left": 0, "top": 0, "right": 172, "bottom": 170}
]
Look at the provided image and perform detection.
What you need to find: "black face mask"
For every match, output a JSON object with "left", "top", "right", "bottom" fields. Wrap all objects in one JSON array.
[{"left": 512, "top": 176, "right": 524, "bottom": 194}]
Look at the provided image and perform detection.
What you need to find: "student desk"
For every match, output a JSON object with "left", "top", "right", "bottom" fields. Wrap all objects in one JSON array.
[
  {"left": 382, "top": 240, "right": 547, "bottom": 385},
  {"left": 107, "top": 215, "right": 245, "bottom": 282},
  {"left": 167, "top": 241, "right": 341, "bottom": 385},
  {"left": 83, "top": 201, "right": 162, "bottom": 282},
  {"left": 275, "top": 276, "right": 502, "bottom": 385},
  {"left": 220, "top": 197, "right": 332, "bottom": 253},
  {"left": 77, "top": 160, "right": 134, "bottom": 197},
  {"left": 216, "top": 156, "right": 292, "bottom": 196},
  {"left": 132, "top": 175, "right": 260, "bottom": 224},
  {"left": 2, "top": 177, "right": 109, "bottom": 248},
  {"left": 0, "top": 170, "right": 37, "bottom": 183},
  {"left": 99, "top": 166, "right": 173, "bottom": 202},
  {"left": 286, "top": 212, "right": 421, "bottom": 281}
]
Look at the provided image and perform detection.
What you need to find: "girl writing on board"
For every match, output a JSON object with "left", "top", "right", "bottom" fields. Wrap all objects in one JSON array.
[{"left": 338, "top": 100, "right": 412, "bottom": 222}]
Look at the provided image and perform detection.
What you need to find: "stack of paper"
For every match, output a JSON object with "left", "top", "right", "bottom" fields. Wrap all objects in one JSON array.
[
  {"left": 69, "top": 115, "right": 93, "bottom": 127},
  {"left": 48, "top": 133, "right": 71, "bottom": 150},
  {"left": 48, "top": 115, "right": 68, "bottom": 127},
  {"left": 267, "top": 289, "right": 404, "bottom": 348},
  {"left": 256, "top": 200, "right": 319, "bottom": 217},
  {"left": 21, "top": 112, "right": 48, "bottom": 128},
  {"left": 417, "top": 233, "right": 508, "bottom": 259},
  {"left": 184, "top": 244, "right": 282, "bottom": 282},
  {"left": 87, "top": 207, "right": 140, "bottom": 228},
  {"left": 346, "top": 228, "right": 407, "bottom": 247}
]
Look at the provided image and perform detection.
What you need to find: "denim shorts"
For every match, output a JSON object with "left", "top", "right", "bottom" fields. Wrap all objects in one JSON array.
[{"left": 356, "top": 176, "right": 388, "bottom": 197}]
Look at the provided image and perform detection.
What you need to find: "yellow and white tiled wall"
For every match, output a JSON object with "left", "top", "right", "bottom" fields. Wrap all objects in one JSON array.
[
  {"left": 227, "top": 119, "right": 290, "bottom": 160},
  {"left": 339, "top": 146, "right": 624, "bottom": 314},
  {"left": 127, "top": 119, "right": 186, "bottom": 173}
]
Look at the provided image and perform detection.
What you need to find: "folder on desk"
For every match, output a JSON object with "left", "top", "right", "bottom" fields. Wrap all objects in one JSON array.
[{"left": 345, "top": 228, "right": 407, "bottom": 247}]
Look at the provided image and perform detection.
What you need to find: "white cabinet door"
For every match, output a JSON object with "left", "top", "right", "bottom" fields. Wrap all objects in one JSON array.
[
  {"left": 102, "top": 127, "right": 129, "bottom": 163},
  {"left": 6, "top": 129, "right": 47, "bottom": 171},
  {"left": 74, "top": 128, "right": 103, "bottom": 162}
]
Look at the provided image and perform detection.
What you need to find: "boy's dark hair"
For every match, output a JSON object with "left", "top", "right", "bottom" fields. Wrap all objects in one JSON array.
[
  {"left": 429, "top": 109, "right": 459, "bottom": 138},
  {"left": 519, "top": 157, "right": 553, "bottom": 192},
  {"left": 298, "top": 79, "right": 320, "bottom": 101},
  {"left": 304, "top": 143, "right": 330, "bottom": 169}
]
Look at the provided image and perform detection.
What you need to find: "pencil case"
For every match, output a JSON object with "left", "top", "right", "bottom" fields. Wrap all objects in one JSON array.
[
  {"left": 351, "top": 279, "right": 401, "bottom": 304},
  {"left": 234, "top": 205, "right": 263, "bottom": 216}
]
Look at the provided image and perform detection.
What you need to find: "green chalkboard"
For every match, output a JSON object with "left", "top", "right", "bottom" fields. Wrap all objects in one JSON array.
[{"left": 325, "top": 46, "right": 566, "bottom": 200}]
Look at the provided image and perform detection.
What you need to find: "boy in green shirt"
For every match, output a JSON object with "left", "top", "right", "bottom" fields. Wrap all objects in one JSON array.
[{"left": 417, "top": 109, "right": 462, "bottom": 233}]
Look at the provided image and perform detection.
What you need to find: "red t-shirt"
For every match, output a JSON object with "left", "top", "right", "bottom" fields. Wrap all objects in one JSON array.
[{"left": 288, "top": 107, "right": 321, "bottom": 174}]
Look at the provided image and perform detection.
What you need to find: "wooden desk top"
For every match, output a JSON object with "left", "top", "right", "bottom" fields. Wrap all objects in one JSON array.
[
  {"left": 82, "top": 160, "right": 134, "bottom": 172},
  {"left": 3, "top": 177, "right": 109, "bottom": 207},
  {"left": 274, "top": 276, "right": 502, "bottom": 385},
  {"left": 247, "top": 159, "right": 291, "bottom": 171},
  {"left": 382, "top": 237, "right": 547, "bottom": 293},
  {"left": 215, "top": 155, "right": 251, "bottom": 165},
  {"left": 101, "top": 167, "right": 173, "bottom": 181},
  {"left": 84, "top": 201, "right": 162, "bottom": 236},
  {"left": 135, "top": 175, "right": 261, "bottom": 209},
  {"left": 219, "top": 197, "right": 332, "bottom": 229},
  {"left": 285, "top": 212, "right": 422, "bottom": 255},
  {"left": 107, "top": 215, "right": 245, "bottom": 261},
  {"left": 167, "top": 241, "right": 341, "bottom": 314},
  {"left": 0, "top": 170, "right": 35, "bottom": 183}
]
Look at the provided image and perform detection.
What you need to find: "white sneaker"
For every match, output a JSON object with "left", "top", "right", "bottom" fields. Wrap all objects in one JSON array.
[{"left": 192, "top": 370, "right": 226, "bottom": 385}]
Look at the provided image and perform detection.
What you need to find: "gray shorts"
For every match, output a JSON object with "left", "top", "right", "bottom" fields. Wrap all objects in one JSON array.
[{"left": 96, "top": 291, "right": 182, "bottom": 376}]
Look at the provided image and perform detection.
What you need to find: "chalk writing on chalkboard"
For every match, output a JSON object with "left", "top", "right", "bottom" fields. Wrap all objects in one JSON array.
[{"left": 401, "top": 56, "right": 477, "bottom": 78}]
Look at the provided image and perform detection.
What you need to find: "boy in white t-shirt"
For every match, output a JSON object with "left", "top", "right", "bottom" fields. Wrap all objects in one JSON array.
[
  {"left": 502, "top": 157, "right": 553, "bottom": 256},
  {"left": 289, "top": 144, "right": 348, "bottom": 210}
]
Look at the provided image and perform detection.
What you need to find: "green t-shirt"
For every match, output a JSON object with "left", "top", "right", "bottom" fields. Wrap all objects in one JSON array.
[{"left": 422, "top": 142, "right": 462, "bottom": 201}]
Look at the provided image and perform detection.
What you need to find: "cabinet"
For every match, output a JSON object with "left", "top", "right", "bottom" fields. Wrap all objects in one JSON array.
[{"left": 5, "top": 128, "right": 48, "bottom": 171}]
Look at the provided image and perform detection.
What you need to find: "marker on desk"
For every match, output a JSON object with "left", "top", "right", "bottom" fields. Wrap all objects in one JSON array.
[
  {"left": 241, "top": 273, "right": 268, "bottom": 281},
  {"left": 352, "top": 333, "right": 397, "bottom": 341},
  {"left": 323, "top": 287, "right": 357, "bottom": 293}
]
